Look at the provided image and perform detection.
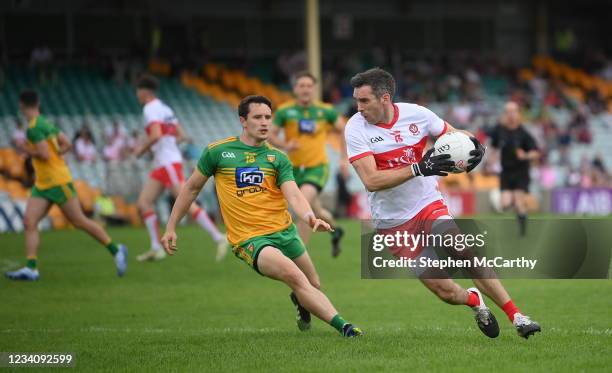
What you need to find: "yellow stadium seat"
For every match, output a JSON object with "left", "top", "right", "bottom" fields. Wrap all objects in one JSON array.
[{"left": 473, "top": 173, "right": 500, "bottom": 190}]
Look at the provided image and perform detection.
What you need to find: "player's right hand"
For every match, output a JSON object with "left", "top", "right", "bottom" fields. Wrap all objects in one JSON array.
[
  {"left": 161, "top": 231, "right": 178, "bottom": 255},
  {"left": 411, "top": 148, "right": 455, "bottom": 177}
]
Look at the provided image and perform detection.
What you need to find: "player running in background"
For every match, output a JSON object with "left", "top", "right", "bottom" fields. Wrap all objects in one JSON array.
[
  {"left": 160, "top": 95, "right": 362, "bottom": 337},
  {"left": 269, "top": 72, "right": 348, "bottom": 257},
  {"left": 133, "top": 74, "right": 227, "bottom": 262},
  {"left": 489, "top": 101, "right": 539, "bottom": 236},
  {"left": 345, "top": 68, "right": 541, "bottom": 339},
  {"left": 6, "top": 90, "right": 127, "bottom": 281}
]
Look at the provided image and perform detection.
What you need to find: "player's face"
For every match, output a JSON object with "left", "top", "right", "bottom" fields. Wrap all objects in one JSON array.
[
  {"left": 353, "top": 85, "right": 385, "bottom": 124},
  {"left": 504, "top": 102, "right": 521, "bottom": 128},
  {"left": 241, "top": 103, "right": 273, "bottom": 142},
  {"left": 293, "top": 77, "right": 315, "bottom": 104},
  {"left": 136, "top": 88, "right": 149, "bottom": 105}
]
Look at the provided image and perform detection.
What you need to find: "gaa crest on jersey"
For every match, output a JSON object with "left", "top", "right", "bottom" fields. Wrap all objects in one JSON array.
[
  {"left": 409, "top": 124, "right": 419, "bottom": 135},
  {"left": 267, "top": 154, "right": 276, "bottom": 162},
  {"left": 244, "top": 152, "right": 257, "bottom": 163},
  {"left": 236, "top": 167, "right": 264, "bottom": 188}
]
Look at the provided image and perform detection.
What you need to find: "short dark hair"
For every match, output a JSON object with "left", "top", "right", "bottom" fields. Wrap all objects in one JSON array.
[
  {"left": 291, "top": 71, "right": 317, "bottom": 86},
  {"left": 136, "top": 74, "right": 159, "bottom": 91},
  {"left": 238, "top": 95, "right": 272, "bottom": 118},
  {"left": 350, "top": 67, "right": 396, "bottom": 98},
  {"left": 19, "top": 90, "right": 39, "bottom": 107}
]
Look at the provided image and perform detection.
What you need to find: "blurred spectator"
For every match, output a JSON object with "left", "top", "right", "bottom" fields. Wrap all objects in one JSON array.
[
  {"left": 74, "top": 125, "right": 97, "bottom": 163},
  {"left": 11, "top": 120, "right": 27, "bottom": 151},
  {"left": 102, "top": 121, "right": 128, "bottom": 162},
  {"left": 125, "top": 130, "right": 140, "bottom": 154}
]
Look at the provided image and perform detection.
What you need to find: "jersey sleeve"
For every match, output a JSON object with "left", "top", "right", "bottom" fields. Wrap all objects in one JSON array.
[
  {"left": 522, "top": 129, "right": 538, "bottom": 151},
  {"left": 272, "top": 108, "right": 285, "bottom": 128},
  {"left": 26, "top": 125, "right": 47, "bottom": 143},
  {"left": 197, "top": 146, "right": 218, "bottom": 177},
  {"left": 420, "top": 105, "right": 447, "bottom": 137},
  {"left": 325, "top": 106, "right": 339, "bottom": 127},
  {"left": 344, "top": 121, "right": 373, "bottom": 163},
  {"left": 143, "top": 104, "right": 164, "bottom": 126},
  {"left": 275, "top": 151, "right": 295, "bottom": 186},
  {"left": 489, "top": 126, "right": 500, "bottom": 148}
]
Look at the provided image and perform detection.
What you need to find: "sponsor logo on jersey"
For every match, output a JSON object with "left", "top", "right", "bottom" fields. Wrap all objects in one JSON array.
[
  {"left": 391, "top": 130, "right": 403, "bottom": 143},
  {"left": 235, "top": 167, "right": 267, "bottom": 197},
  {"left": 370, "top": 136, "right": 384, "bottom": 143},
  {"left": 244, "top": 152, "right": 257, "bottom": 163},
  {"left": 298, "top": 119, "right": 316, "bottom": 134},
  {"left": 409, "top": 124, "right": 419, "bottom": 135},
  {"left": 222, "top": 152, "right": 236, "bottom": 158},
  {"left": 236, "top": 167, "right": 264, "bottom": 188}
]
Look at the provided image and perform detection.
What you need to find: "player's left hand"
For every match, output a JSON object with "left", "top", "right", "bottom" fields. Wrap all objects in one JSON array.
[
  {"left": 309, "top": 216, "right": 334, "bottom": 232},
  {"left": 161, "top": 231, "right": 178, "bottom": 255},
  {"left": 466, "top": 137, "right": 485, "bottom": 172}
]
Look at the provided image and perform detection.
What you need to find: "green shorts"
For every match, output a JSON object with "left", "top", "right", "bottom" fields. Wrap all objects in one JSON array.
[
  {"left": 232, "top": 224, "right": 306, "bottom": 275},
  {"left": 293, "top": 164, "right": 329, "bottom": 192},
  {"left": 31, "top": 182, "right": 76, "bottom": 205}
]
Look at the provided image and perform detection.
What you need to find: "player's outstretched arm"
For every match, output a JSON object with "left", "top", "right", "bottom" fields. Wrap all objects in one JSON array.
[
  {"left": 161, "top": 170, "right": 209, "bottom": 255},
  {"left": 280, "top": 180, "right": 333, "bottom": 232},
  {"left": 26, "top": 140, "right": 50, "bottom": 161},
  {"left": 175, "top": 124, "right": 191, "bottom": 144},
  {"left": 134, "top": 122, "right": 162, "bottom": 157},
  {"left": 57, "top": 132, "right": 72, "bottom": 154}
]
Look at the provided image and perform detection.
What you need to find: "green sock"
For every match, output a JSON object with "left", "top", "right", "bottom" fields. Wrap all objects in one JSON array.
[
  {"left": 330, "top": 314, "right": 347, "bottom": 333},
  {"left": 106, "top": 241, "right": 119, "bottom": 256},
  {"left": 26, "top": 257, "right": 37, "bottom": 270}
]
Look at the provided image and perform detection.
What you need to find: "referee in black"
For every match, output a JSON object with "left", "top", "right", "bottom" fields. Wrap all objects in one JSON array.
[{"left": 489, "top": 101, "right": 539, "bottom": 236}]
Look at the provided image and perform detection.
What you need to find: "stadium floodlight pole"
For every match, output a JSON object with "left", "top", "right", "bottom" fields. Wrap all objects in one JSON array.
[{"left": 305, "top": 0, "right": 322, "bottom": 101}]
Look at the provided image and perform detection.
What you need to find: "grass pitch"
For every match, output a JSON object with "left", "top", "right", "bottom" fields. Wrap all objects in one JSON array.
[{"left": 1, "top": 220, "right": 611, "bottom": 372}]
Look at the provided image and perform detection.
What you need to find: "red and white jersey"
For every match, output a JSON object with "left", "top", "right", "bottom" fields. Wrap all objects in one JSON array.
[
  {"left": 143, "top": 98, "right": 183, "bottom": 168},
  {"left": 345, "top": 103, "right": 450, "bottom": 226}
]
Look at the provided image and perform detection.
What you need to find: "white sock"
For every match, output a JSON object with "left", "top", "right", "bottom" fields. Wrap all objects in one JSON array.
[
  {"left": 192, "top": 208, "right": 223, "bottom": 242},
  {"left": 143, "top": 210, "right": 162, "bottom": 251}
]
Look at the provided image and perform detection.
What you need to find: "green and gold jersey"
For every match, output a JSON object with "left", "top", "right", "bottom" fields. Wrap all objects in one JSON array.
[
  {"left": 197, "top": 136, "right": 295, "bottom": 245},
  {"left": 273, "top": 100, "right": 338, "bottom": 168},
  {"left": 26, "top": 115, "right": 72, "bottom": 189}
]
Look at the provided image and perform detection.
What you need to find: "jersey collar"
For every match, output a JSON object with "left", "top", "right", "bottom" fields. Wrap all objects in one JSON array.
[
  {"left": 28, "top": 116, "right": 39, "bottom": 128},
  {"left": 374, "top": 104, "right": 399, "bottom": 129}
]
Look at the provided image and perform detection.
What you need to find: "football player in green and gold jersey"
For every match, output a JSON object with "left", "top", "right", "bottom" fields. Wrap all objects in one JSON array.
[
  {"left": 270, "top": 72, "right": 348, "bottom": 257},
  {"left": 161, "top": 95, "right": 361, "bottom": 337},
  {"left": 5, "top": 90, "right": 127, "bottom": 281}
]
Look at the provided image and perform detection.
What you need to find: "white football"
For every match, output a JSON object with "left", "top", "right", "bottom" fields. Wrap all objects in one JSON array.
[{"left": 433, "top": 132, "right": 475, "bottom": 173}]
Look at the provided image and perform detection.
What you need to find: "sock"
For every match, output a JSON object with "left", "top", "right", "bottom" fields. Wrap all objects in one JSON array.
[
  {"left": 105, "top": 241, "right": 120, "bottom": 256},
  {"left": 26, "top": 257, "right": 37, "bottom": 270},
  {"left": 502, "top": 300, "right": 521, "bottom": 322},
  {"left": 192, "top": 208, "right": 224, "bottom": 242},
  {"left": 143, "top": 210, "right": 162, "bottom": 251},
  {"left": 330, "top": 314, "right": 348, "bottom": 333},
  {"left": 466, "top": 290, "right": 480, "bottom": 307},
  {"left": 517, "top": 214, "right": 527, "bottom": 236}
]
